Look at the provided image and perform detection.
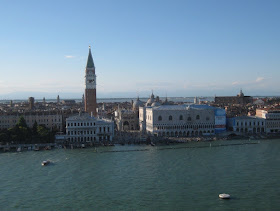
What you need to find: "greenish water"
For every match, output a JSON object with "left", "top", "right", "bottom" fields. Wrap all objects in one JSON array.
[{"left": 0, "top": 140, "right": 279, "bottom": 210}]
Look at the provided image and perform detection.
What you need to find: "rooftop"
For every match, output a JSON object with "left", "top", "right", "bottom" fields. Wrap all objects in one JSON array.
[
  {"left": 149, "top": 104, "right": 220, "bottom": 111},
  {"left": 67, "top": 113, "right": 113, "bottom": 123},
  {"left": 233, "top": 116, "right": 264, "bottom": 120}
]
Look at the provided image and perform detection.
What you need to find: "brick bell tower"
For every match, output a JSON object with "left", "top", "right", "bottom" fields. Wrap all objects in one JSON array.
[{"left": 85, "top": 45, "right": 97, "bottom": 116}]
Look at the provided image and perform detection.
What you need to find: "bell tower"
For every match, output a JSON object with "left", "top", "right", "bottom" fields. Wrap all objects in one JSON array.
[{"left": 85, "top": 45, "right": 97, "bottom": 116}]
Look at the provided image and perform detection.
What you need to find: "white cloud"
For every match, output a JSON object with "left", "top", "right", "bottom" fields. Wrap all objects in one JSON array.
[
  {"left": 232, "top": 81, "right": 239, "bottom": 85},
  {"left": 64, "top": 55, "right": 75, "bottom": 59},
  {"left": 256, "top": 77, "right": 265, "bottom": 82}
]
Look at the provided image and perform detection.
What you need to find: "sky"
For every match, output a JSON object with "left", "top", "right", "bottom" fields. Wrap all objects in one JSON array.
[{"left": 0, "top": 0, "right": 279, "bottom": 99}]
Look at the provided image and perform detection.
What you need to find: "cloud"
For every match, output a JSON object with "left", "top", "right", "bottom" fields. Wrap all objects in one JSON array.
[
  {"left": 256, "top": 77, "right": 265, "bottom": 82},
  {"left": 64, "top": 55, "right": 75, "bottom": 59},
  {"left": 232, "top": 81, "right": 239, "bottom": 85}
]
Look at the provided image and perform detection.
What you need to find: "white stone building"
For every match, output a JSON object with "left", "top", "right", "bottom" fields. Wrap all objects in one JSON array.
[
  {"left": 66, "top": 113, "right": 114, "bottom": 143},
  {"left": 227, "top": 116, "right": 266, "bottom": 133},
  {"left": 139, "top": 104, "right": 226, "bottom": 137},
  {"left": 256, "top": 108, "right": 280, "bottom": 133}
]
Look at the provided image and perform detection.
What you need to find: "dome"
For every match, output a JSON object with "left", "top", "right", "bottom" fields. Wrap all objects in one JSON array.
[
  {"left": 146, "top": 93, "right": 155, "bottom": 106},
  {"left": 146, "top": 98, "right": 155, "bottom": 106},
  {"left": 151, "top": 101, "right": 161, "bottom": 107},
  {"left": 133, "top": 97, "right": 144, "bottom": 110}
]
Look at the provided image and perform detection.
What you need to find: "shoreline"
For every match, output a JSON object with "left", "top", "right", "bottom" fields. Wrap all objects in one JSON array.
[{"left": 1, "top": 134, "right": 279, "bottom": 153}]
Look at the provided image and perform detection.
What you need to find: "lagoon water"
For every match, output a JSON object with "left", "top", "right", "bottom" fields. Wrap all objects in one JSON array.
[{"left": 0, "top": 139, "right": 279, "bottom": 210}]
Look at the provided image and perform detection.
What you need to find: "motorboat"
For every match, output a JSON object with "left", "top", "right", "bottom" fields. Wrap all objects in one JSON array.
[
  {"left": 219, "top": 193, "right": 230, "bottom": 199},
  {"left": 34, "top": 146, "right": 40, "bottom": 151},
  {"left": 41, "top": 160, "right": 51, "bottom": 166}
]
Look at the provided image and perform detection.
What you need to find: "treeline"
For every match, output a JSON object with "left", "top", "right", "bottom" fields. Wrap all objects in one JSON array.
[{"left": 0, "top": 116, "right": 57, "bottom": 144}]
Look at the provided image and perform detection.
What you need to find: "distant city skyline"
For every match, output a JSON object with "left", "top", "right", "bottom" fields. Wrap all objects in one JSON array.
[{"left": 0, "top": 0, "right": 279, "bottom": 99}]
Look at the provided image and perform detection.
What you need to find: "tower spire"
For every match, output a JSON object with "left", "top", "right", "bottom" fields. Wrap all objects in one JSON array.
[
  {"left": 85, "top": 45, "right": 97, "bottom": 116},
  {"left": 86, "top": 45, "right": 95, "bottom": 69}
]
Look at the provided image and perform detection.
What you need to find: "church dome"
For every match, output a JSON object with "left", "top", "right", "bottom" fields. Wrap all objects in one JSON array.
[
  {"left": 151, "top": 101, "right": 161, "bottom": 107},
  {"left": 146, "top": 93, "right": 155, "bottom": 106},
  {"left": 133, "top": 97, "right": 144, "bottom": 110}
]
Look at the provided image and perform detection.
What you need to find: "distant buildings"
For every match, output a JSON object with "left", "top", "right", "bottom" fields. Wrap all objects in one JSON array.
[
  {"left": 0, "top": 111, "right": 63, "bottom": 131},
  {"left": 214, "top": 90, "right": 253, "bottom": 106}
]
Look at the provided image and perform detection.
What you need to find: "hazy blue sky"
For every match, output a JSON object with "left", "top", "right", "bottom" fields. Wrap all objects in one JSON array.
[{"left": 0, "top": 0, "right": 279, "bottom": 99}]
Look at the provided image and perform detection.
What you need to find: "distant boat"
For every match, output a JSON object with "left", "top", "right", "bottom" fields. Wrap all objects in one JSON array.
[
  {"left": 41, "top": 160, "right": 51, "bottom": 166},
  {"left": 219, "top": 193, "right": 230, "bottom": 199},
  {"left": 34, "top": 145, "right": 40, "bottom": 151}
]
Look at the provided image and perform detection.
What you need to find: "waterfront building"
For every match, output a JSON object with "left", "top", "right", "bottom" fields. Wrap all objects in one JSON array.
[
  {"left": 139, "top": 104, "right": 226, "bottom": 137},
  {"left": 0, "top": 111, "right": 63, "bottom": 131},
  {"left": 66, "top": 113, "right": 114, "bottom": 143},
  {"left": 215, "top": 90, "right": 253, "bottom": 106},
  {"left": 256, "top": 108, "right": 280, "bottom": 133},
  {"left": 84, "top": 46, "right": 97, "bottom": 116},
  {"left": 227, "top": 116, "right": 266, "bottom": 133}
]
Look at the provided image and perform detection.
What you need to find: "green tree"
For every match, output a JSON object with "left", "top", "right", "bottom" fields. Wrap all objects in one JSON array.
[
  {"left": 16, "top": 116, "right": 28, "bottom": 128},
  {"left": 32, "top": 121, "right": 38, "bottom": 136},
  {"left": 37, "top": 125, "right": 50, "bottom": 143}
]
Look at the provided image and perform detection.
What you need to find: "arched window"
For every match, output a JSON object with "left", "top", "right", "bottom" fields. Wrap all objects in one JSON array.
[
  {"left": 179, "top": 115, "right": 183, "bottom": 120},
  {"left": 196, "top": 115, "right": 200, "bottom": 120},
  {"left": 188, "top": 117, "right": 191, "bottom": 121},
  {"left": 169, "top": 115, "right": 172, "bottom": 121},
  {"left": 158, "top": 116, "right": 162, "bottom": 121}
]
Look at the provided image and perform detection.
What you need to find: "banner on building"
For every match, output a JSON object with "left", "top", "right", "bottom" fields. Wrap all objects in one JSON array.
[{"left": 215, "top": 109, "right": 226, "bottom": 133}]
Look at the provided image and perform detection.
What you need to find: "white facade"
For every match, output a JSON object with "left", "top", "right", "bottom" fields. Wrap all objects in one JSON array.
[
  {"left": 256, "top": 109, "right": 280, "bottom": 133},
  {"left": 227, "top": 116, "right": 266, "bottom": 133},
  {"left": 66, "top": 113, "right": 114, "bottom": 143},
  {"left": 139, "top": 105, "right": 224, "bottom": 137}
]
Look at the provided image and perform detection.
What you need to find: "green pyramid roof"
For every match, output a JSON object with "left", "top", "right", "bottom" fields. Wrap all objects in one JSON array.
[{"left": 86, "top": 46, "right": 95, "bottom": 68}]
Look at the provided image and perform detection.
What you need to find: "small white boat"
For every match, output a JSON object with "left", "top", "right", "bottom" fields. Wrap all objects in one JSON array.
[
  {"left": 41, "top": 160, "right": 51, "bottom": 166},
  {"left": 219, "top": 193, "right": 230, "bottom": 199}
]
